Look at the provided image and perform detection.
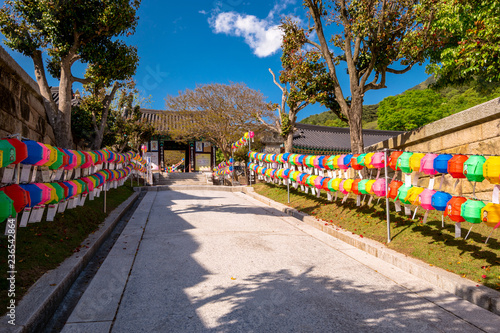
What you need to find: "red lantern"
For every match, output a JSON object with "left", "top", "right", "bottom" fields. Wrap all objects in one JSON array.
[
  {"left": 448, "top": 155, "right": 469, "bottom": 179},
  {"left": 444, "top": 196, "right": 467, "bottom": 222}
]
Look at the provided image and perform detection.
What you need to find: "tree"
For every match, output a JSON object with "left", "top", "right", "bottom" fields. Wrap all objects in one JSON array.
[
  {"left": 0, "top": 0, "right": 140, "bottom": 148},
  {"left": 299, "top": 0, "right": 435, "bottom": 153},
  {"left": 425, "top": 0, "right": 500, "bottom": 85},
  {"left": 165, "top": 83, "right": 275, "bottom": 160},
  {"left": 71, "top": 80, "right": 155, "bottom": 152},
  {"left": 266, "top": 18, "right": 341, "bottom": 153}
]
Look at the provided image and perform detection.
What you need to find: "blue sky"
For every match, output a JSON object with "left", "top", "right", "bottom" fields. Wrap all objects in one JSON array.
[{"left": 1, "top": 0, "right": 431, "bottom": 121}]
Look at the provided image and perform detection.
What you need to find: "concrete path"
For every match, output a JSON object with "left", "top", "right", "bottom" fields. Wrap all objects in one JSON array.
[{"left": 61, "top": 190, "right": 500, "bottom": 332}]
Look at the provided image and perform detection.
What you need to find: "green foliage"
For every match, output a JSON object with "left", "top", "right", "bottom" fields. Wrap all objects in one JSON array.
[
  {"left": 378, "top": 81, "right": 500, "bottom": 131},
  {"left": 424, "top": 0, "right": 500, "bottom": 84},
  {"left": 300, "top": 104, "right": 378, "bottom": 128}
]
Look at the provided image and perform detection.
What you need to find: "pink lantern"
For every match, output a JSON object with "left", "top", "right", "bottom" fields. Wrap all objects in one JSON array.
[
  {"left": 371, "top": 152, "right": 385, "bottom": 169},
  {"left": 339, "top": 180, "right": 348, "bottom": 194},
  {"left": 35, "top": 183, "right": 52, "bottom": 205},
  {"left": 372, "top": 178, "right": 386, "bottom": 197},
  {"left": 419, "top": 189, "right": 436, "bottom": 211},
  {"left": 419, "top": 154, "right": 439, "bottom": 175},
  {"left": 337, "top": 155, "right": 348, "bottom": 170},
  {"left": 314, "top": 176, "right": 324, "bottom": 189}
]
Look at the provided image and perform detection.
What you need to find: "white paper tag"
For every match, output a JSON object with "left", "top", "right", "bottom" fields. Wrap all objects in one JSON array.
[
  {"left": 82, "top": 168, "right": 89, "bottom": 177},
  {"left": 404, "top": 173, "right": 412, "bottom": 187},
  {"left": 367, "top": 196, "right": 374, "bottom": 206},
  {"left": 20, "top": 164, "right": 31, "bottom": 183},
  {"left": 356, "top": 196, "right": 361, "bottom": 206},
  {"left": 34, "top": 205, "right": 44, "bottom": 222},
  {"left": 342, "top": 194, "right": 349, "bottom": 203},
  {"left": 358, "top": 171, "right": 363, "bottom": 180},
  {"left": 404, "top": 204, "right": 412, "bottom": 216},
  {"left": 327, "top": 192, "right": 332, "bottom": 201},
  {"left": 41, "top": 167, "right": 50, "bottom": 182},
  {"left": 20, "top": 208, "right": 31, "bottom": 227},
  {"left": 305, "top": 187, "right": 309, "bottom": 194},
  {"left": 455, "top": 222, "right": 461, "bottom": 238},
  {"left": 493, "top": 185, "right": 500, "bottom": 204},
  {"left": 300, "top": 185, "right": 305, "bottom": 192},
  {"left": 334, "top": 192, "right": 338, "bottom": 201},
  {"left": 394, "top": 200, "right": 402, "bottom": 212},
  {"left": 412, "top": 207, "right": 418, "bottom": 220},
  {"left": 58, "top": 200, "right": 67, "bottom": 213},
  {"left": 375, "top": 169, "right": 381, "bottom": 180},
  {"left": 1, "top": 165, "right": 15, "bottom": 184},
  {"left": 29, "top": 206, "right": 40, "bottom": 223},
  {"left": 80, "top": 193, "right": 87, "bottom": 206},
  {"left": 30, "top": 165, "right": 38, "bottom": 183},
  {"left": 74, "top": 168, "right": 81, "bottom": 179},
  {"left": 46, "top": 204, "right": 58, "bottom": 221},
  {"left": 428, "top": 177, "right": 435, "bottom": 190},
  {"left": 316, "top": 189, "right": 321, "bottom": 198}
]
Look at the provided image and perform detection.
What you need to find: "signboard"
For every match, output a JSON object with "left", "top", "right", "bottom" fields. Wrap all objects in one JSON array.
[
  {"left": 150, "top": 140, "right": 159, "bottom": 151},
  {"left": 195, "top": 141, "right": 203, "bottom": 152},
  {"left": 195, "top": 154, "right": 211, "bottom": 171},
  {"left": 144, "top": 152, "right": 159, "bottom": 170}
]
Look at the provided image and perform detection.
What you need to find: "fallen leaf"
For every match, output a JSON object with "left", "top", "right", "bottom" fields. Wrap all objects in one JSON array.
[
  {"left": 231, "top": 277, "right": 236, "bottom": 280},
  {"left": 482, "top": 275, "right": 487, "bottom": 279}
]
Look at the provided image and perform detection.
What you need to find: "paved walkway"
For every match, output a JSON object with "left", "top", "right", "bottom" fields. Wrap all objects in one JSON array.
[{"left": 61, "top": 190, "right": 500, "bottom": 332}]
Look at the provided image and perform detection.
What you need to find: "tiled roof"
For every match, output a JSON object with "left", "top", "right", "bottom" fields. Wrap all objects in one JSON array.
[
  {"left": 140, "top": 108, "right": 188, "bottom": 133},
  {"left": 293, "top": 123, "right": 404, "bottom": 152}
]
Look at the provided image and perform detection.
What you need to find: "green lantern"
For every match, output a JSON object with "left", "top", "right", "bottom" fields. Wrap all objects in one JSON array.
[
  {"left": 463, "top": 155, "right": 486, "bottom": 182},
  {"left": 396, "top": 152, "right": 413, "bottom": 174},
  {"left": 460, "top": 200, "right": 486, "bottom": 224}
]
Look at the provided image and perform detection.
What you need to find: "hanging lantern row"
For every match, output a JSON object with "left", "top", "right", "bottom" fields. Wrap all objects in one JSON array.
[
  {"left": 213, "top": 166, "right": 233, "bottom": 176},
  {"left": 215, "top": 158, "right": 234, "bottom": 171},
  {"left": 248, "top": 151, "right": 500, "bottom": 184},
  {"left": 0, "top": 164, "right": 138, "bottom": 224},
  {"left": 232, "top": 132, "right": 254, "bottom": 150},
  {"left": 0, "top": 138, "right": 145, "bottom": 173},
  {"left": 166, "top": 159, "right": 184, "bottom": 173},
  {"left": 247, "top": 162, "right": 500, "bottom": 237}
]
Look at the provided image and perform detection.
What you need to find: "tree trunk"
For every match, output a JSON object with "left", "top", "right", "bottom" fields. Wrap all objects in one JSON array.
[
  {"left": 58, "top": 62, "right": 74, "bottom": 148},
  {"left": 348, "top": 93, "right": 365, "bottom": 154},
  {"left": 284, "top": 131, "right": 294, "bottom": 153},
  {"left": 91, "top": 82, "right": 121, "bottom": 150}
]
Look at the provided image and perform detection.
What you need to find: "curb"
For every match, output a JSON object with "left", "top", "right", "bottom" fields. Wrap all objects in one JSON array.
[
  {"left": 0, "top": 192, "right": 140, "bottom": 333},
  {"left": 135, "top": 184, "right": 249, "bottom": 192},
  {"left": 241, "top": 188, "right": 500, "bottom": 316}
]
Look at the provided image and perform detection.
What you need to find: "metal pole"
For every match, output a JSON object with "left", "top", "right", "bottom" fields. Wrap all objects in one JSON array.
[
  {"left": 287, "top": 179, "right": 290, "bottom": 203},
  {"left": 248, "top": 131, "right": 251, "bottom": 187},
  {"left": 104, "top": 184, "right": 107, "bottom": 213},
  {"left": 231, "top": 150, "right": 234, "bottom": 187},
  {"left": 384, "top": 149, "right": 391, "bottom": 243}
]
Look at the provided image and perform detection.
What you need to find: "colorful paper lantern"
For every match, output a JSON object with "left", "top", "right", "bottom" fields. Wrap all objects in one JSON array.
[
  {"left": 481, "top": 203, "right": 500, "bottom": 228},
  {"left": 419, "top": 189, "right": 436, "bottom": 211},
  {"left": 363, "top": 153, "right": 375, "bottom": 169},
  {"left": 0, "top": 191, "right": 14, "bottom": 222},
  {"left": 343, "top": 179, "right": 354, "bottom": 193},
  {"left": 448, "top": 154, "right": 468, "bottom": 179},
  {"left": 419, "top": 154, "right": 439, "bottom": 175},
  {"left": 0, "top": 139, "right": 16, "bottom": 168},
  {"left": 388, "top": 151, "right": 403, "bottom": 171},
  {"left": 483, "top": 156, "right": 500, "bottom": 185},
  {"left": 19, "top": 184, "right": 44, "bottom": 207},
  {"left": 461, "top": 200, "right": 485, "bottom": 224},
  {"left": 351, "top": 179, "right": 362, "bottom": 195},
  {"left": 365, "top": 179, "right": 376, "bottom": 195},
  {"left": 339, "top": 180, "right": 348, "bottom": 194},
  {"left": 409, "top": 153, "right": 426, "bottom": 173},
  {"left": 444, "top": 196, "right": 467, "bottom": 222},
  {"left": 372, "top": 178, "right": 387, "bottom": 197},
  {"left": 388, "top": 180, "right": 403, "bottom": 199},
  {"left": 396, "top": 152, "right": 413, "bottom": 174},
  {"left": 358, "top": 179, "right": 369, "bottom": 195},
  {"left": 370, "top": 152, "right": 385, "bottom": 169},
  {"left": 6, "top": 138, "right": 27, "bottom": 164},
  {"left": 431, "top": 191, "right": 453, "bottom": 211},
  {"left": 397, "top": 185, "right": 413, "bottom": 204},
  {"left": 331, "top": 178, "right": 343, "bottom": 192},
  {"left": 406, "top": 187, "right": 424, "bottom": 206},
  {"left": 462, "top": 155, "right": 486, "bottom": 182},
  {"left": 433, "top": 154, "right": 453, "bottom": 174},
  {"left": 351, "top": 154, "right": 364, "bottom": 170},
  {"left": 343, "top": 154, "right": 353, "bottom": 168},
  {"left": 0, "top": 184, "right": 30, "bottom": 213}
]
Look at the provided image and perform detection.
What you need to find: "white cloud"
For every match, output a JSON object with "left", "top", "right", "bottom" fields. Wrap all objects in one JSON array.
[
  {"left": 209, "top": 1, "right": 296, "bottom": 57},
  {"left": 199, "top": 10, "right": 207, "bottom": 15},
  {"left": 211, "top": 12, "right": 282, "bottom": 57}
]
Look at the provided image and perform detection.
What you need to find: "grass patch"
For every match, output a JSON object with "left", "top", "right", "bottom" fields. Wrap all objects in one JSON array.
[
  {"left": 253, "top": 182, "right": 500, "bottom": 291},
  {"left": 0, "top": 184, "right": 135, "bottom": 315}
]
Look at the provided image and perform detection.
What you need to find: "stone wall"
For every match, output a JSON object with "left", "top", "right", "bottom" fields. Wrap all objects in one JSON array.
[
  {"left": 368, "top": 98, "right": 500, "bottom": 200},
  {"left": 0, "top": 46, "right": 55, "bottom": 144}
]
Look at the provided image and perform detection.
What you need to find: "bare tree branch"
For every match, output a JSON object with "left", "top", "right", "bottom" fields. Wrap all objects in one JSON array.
[{"left": 386, "top": 64, "right": 413, "bottom": 74}]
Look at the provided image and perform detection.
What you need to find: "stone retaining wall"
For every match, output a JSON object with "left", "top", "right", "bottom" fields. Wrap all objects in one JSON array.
[
  {"left": 0, "top": 46, "right": 55, "bottom": 144},
  {"left": 367, "top": 98, "right": 500, "bottom": 200}
]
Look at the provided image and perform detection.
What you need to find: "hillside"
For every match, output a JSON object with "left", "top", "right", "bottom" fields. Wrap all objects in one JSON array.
[{"left": 300, "top": 77, "right": 500, "bottom": 131}]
